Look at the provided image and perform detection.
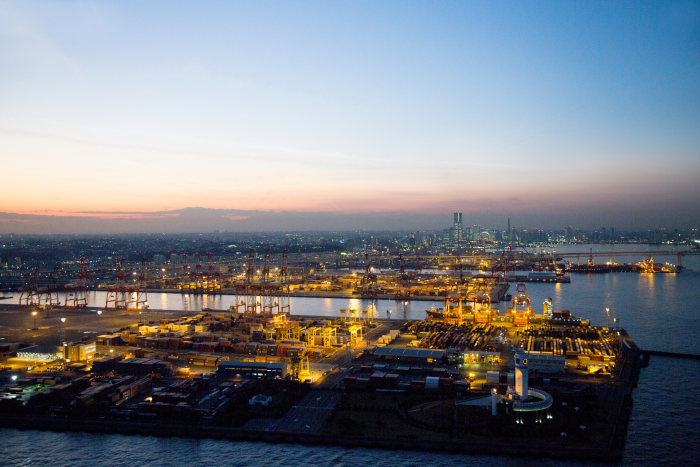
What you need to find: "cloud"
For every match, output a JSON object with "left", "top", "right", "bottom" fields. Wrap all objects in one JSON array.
[
  {"left": 0, "top": 201, "right": 698, "bottom": 235},
  {"left": 0, "top": 217, "right": 44, "bottom": 224},
  {"left": 0, "top": 2, "right": 82, "bottom": 79},
  {"left": 77, "top": 213, "right": 181, "bottom": 219}
]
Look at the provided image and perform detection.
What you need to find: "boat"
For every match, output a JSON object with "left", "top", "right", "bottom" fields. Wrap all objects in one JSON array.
[{"left": 425, "top": 297, "right": 472, "bottom": 321}]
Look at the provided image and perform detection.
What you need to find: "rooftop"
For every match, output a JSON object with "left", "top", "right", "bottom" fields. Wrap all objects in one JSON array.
[
  {"left": 218, "top": 361, "right": 286, "bottom": 370},
  {"left": 373, "top": 347, "right": 445, "bottom": 359}
]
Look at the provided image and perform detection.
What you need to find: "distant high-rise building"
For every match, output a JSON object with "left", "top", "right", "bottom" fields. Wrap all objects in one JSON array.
[
  {"left": 453, "top": 212, "right": 463, "bottom": 243},
  {"left": 564, "top": 225, "right": 573, "bottom": 242},
  {"left": 473, "top": 224, "right": 483, "bottom": 243}
]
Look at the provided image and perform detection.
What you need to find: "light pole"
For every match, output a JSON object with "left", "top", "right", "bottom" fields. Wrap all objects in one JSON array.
[
  {"left": 60, "top": 317, "right": 66, "bottom": 347},
  {"left": 31, "top": 311, "right": 37, "bottom": 330},
  {"left": 605, "top": 307, "right": 611, "bottom": 329},
  {"left": 97, "top": 309, "right": 102, "bottom": 317}
]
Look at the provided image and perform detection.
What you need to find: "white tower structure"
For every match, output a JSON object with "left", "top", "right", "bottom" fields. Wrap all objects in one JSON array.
[
  {"left": 491, "top": 387, "right": 499, "bottom": 416},
  {"left": 543, "top": 298, "right": 553, "bottom": 319},
  {"left": 514, "top": 353, "right": 529, "bottom": 399}
]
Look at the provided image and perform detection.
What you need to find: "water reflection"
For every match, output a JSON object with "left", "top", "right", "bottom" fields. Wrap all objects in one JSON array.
[{"left": 1, "top": 291, "right": 442, "bottom": 321}]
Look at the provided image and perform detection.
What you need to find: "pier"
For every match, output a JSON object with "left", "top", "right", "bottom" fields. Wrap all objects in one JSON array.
[{"left": 641, "top": 350, "right": 700, "bottom": 361}]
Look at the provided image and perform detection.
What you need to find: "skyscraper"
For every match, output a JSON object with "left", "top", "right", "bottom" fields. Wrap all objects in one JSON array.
[{"left": 453, "top": 212, "right": 463, "bottom": 243}]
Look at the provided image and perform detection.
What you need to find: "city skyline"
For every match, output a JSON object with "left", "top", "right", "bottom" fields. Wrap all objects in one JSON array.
[
  {"left": 0, "top": 206, "right": 698, "bottom": 235},
  {"left": 2, "top": 1, "right": 699, "bottom": 233}
]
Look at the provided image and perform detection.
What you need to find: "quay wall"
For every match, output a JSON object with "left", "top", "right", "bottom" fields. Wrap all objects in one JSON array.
[{"left": 0, "top": 415, "right": 624, "bottom": 461}]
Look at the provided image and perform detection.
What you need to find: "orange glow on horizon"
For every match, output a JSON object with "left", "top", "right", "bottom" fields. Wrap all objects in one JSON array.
[{"left": 3, "top": 210, "right": 181, "bottom": 219}]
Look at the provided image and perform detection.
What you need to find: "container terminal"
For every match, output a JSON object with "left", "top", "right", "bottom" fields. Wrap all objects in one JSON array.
[
  {"left": 4, "top": 239, "right": 697, "bottom": 314},
  {"left": 0, "top": 282, "right": 645, "bottom": 461}
]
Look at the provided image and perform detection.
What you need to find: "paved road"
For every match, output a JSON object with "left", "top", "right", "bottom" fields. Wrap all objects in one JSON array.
[
  {"left": 0, "top": 306, "right": 189, "bottom": 350},
  {"left": 266, "top": 389, "right": 342, "bottom": 433}
]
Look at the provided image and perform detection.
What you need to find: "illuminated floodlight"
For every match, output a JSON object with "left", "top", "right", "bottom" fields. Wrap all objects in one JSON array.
[{"left": 10, "top": 375, "right": 18, "bottom": 382}]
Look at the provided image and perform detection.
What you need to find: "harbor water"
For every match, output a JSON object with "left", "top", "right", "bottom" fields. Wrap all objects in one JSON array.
[{"left": 1, "top": 244, "right": 699, "bottom": 466}]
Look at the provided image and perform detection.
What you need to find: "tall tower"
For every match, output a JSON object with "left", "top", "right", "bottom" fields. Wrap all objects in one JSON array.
[
  {"left": 507, "top": 218, "right": 511, "bottom": 242},
  {"left": 453, "top": 212, "right": 463, "bottom": 243},
  {"left": 514, "top": 353, "right": 529, "bottom": 399}
]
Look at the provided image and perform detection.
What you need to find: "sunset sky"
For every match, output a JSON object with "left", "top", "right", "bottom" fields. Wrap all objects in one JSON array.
[{"left": 1, "top": 1, "right": 699, "bottom": 233}]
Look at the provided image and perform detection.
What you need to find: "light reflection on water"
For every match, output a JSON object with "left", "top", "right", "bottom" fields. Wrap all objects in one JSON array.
[{"left": 2, "top": 291, "right": 436, "bottom": 321}]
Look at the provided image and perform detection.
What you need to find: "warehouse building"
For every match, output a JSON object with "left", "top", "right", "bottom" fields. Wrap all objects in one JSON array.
[{"left": 217, "top": 361, "right": 287, "bottom": 380}]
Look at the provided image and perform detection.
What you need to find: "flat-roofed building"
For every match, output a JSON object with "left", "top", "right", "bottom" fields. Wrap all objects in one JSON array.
[
  {"left": 64, "top": 342, "right": 96, "bottom": 362},
  {"left": 516, "top": 352, "right": 565, "bottom": 373},
  {"left": 217, "top": 361, "right": 287, "bottom": 380},
  {"left": 373, "top": 347, "right": 445, "bottom": 363}
]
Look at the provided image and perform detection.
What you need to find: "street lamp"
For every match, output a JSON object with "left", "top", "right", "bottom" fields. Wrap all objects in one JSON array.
[
  {"left": 97, "top": 310, "right": 102, "bottom": 317},
  {"left": 60, "top": 317, "right": 66, "bottom": 347},
  {"left": 31, "top": 311, "right": 37, "bottom": 330}
]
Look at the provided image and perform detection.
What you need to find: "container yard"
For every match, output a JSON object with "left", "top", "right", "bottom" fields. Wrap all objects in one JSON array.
[{"left": 0, "top": 279, "right": 645, "bottom": 461}]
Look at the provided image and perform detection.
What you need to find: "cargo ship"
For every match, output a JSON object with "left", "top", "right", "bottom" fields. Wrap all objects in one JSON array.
[
  {"left": 566, "top": 258, "right": 679, "bottom": 274},
  {"left": 504, "top": 272, "right": 571, "bottom": 283},
  {"left": 425, "top": 302, "right": 473, "bottom": 321},
  {"left": 565, "top": 263, "right": 611, "bottom": 273}
]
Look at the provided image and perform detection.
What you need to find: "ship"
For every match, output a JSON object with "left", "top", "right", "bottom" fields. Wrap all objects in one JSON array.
[
  {"left": 638, "top": 258, "right": 679, "bottom": 273},
  {"left": 504, "top": 271, "right": 571, "bottom": 283},
  {"left": 545, "top": 309, "right": 590, "bottom": 326},
  {"left": 425, "top": 297, "right": 473, "bottom": 321},
  {"left": 565, "top": 263, "right": 611, "bottom": 273}
]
